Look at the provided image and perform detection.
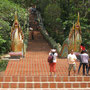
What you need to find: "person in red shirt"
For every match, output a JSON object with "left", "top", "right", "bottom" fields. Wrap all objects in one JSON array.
[{"left": 80, "top": 43, "right": 85, "bottom": 52}]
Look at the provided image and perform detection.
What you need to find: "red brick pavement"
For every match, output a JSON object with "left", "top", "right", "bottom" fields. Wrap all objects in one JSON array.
[
  {"left": 0, "top": 31, "right": 90, "bottom": 88},
  {"left": 4, "top": 31, "right": 84, "bottom": 76},
  {"left": 0, "top": 76, "right": 90, "bottom": 88}
]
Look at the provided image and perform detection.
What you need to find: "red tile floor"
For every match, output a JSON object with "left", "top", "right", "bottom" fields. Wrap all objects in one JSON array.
[
  {"left": 0, "top": 31, "right": 90, "bottom": 88},
  {"left": 4, "top": 31, "right": 84, "bottom": 76}
]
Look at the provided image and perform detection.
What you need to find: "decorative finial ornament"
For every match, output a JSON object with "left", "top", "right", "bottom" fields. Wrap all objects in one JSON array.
[
  {"left": 14, "top": 11, "right": 19, "bottom": 27},
  {"left": 74, "top": 12, "right": 82, "bottom": 52},
  {"left": 75, "top": 12, "right": 80, "bottom": 30},
  {"left": 15, "top": 11, "right": 18, "bottom": 21},
  {"left": 60, "top": 13, "right": 82, "bottom": 57},
  {"left": 77, "top": 12, "right": 79, "bottom": 23},
  {"left": 11, "top": 11, "right": 24, "bottom": 52}
]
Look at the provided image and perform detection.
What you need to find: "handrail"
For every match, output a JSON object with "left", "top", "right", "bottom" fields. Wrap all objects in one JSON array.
[{"left": 36, "top": 11, "right": 62, "bottom": 55}]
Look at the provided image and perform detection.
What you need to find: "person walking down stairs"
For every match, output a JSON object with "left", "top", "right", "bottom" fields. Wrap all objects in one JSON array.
[{"left": 30, "top": 27, "right": 34, "bottom": 40}]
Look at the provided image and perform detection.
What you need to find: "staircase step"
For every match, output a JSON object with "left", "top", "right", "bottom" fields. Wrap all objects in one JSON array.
[
  {"left": 0, "top": 76, "right": 90, "bottom": 88},
  {"left": 0, "top": 82, "right": 90, "bottom": 88},
  {"left": 0, "top": 76, "right": 90, "bottom": 82}
]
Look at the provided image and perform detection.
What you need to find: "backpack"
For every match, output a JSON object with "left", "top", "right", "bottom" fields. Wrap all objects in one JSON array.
[{"left": 48, "top": 54, "right": 53, "bottom": 63}]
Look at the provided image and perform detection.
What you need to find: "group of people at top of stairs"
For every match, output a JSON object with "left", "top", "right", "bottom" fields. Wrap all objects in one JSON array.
[
  {"left": 48, "top": 43, "right": 89, "bottom": 77},
  {"left": 29, "top": 4, "right": 40, "bottom": 40}
]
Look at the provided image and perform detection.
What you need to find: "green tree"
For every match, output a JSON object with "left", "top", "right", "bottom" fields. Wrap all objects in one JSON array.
[{"left": 44, "top": 4, "right": 65, "bottom": 44}]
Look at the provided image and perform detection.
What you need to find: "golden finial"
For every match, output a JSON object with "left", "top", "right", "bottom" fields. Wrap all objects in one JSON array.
[
  {"left": 75, "top": 12, "right": 80, "bottom": 30},
  {"left": 15, "top": 11, "right": 18, "bottom": 21},
  {"left": 77, "top": 12, "right": 80, "bottom": 23},
  {"left": 14, "top": 11, "right": 19, "bottom": 27}
]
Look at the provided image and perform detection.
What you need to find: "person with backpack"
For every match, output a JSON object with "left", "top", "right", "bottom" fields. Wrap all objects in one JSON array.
[{"left": 48, "top": 49, "right": 58, "bottom": 77}]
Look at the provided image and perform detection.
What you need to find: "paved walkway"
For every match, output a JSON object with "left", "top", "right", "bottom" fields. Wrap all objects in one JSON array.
[{"left": 5, "top": 31, "right": 82, "bottom": 76}]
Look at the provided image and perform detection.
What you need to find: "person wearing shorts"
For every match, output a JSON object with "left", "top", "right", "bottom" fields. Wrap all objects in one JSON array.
[{"left": 67, "top": 50, "right": 77, "bottom": 76}]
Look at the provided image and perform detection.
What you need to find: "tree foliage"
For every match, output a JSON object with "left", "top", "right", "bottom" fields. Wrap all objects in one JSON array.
[
  {"left": 37, "top": 0, "right": 90, "bottom": 51},
  {"left": 0, "top": 0, "right": 90, "bottom": 54}
]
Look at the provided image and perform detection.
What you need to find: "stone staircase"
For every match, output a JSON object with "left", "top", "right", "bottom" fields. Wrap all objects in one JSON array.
[
  {"left": 0, "top": 10, "right": 90, "bottom": 89},
  {"left": 0, "top": 31, "right": 89, "bottom": 89},
  {"left": 0, "top": 76, "right": 90, "bottom": 88}
]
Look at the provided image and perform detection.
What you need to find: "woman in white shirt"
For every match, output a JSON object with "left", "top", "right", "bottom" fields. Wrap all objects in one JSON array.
[{"left": 49, "top": 49, "right": 58, "bottom": 77}]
